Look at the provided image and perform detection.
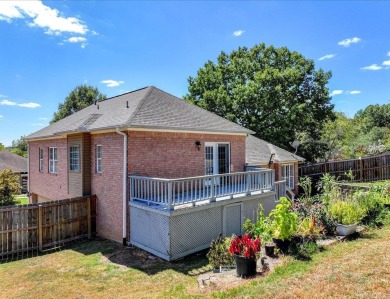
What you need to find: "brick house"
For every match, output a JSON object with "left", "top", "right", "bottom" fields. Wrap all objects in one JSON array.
[
  {"left": 0, "top": 151, "right": 28, "bottom": 193},
  {"left": 26, "top": 86, "right": 303, "bottom": 260}
]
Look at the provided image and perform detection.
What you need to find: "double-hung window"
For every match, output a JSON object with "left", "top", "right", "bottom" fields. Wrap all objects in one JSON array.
[
  {"left": 69, "top": 145, "right": 80, "bottom": 172},
  {"left": 282, "top": 164, "right": 294, "bottom": 189},
  {"left": 39, "top": 148, "right": 44, "bottom": 172},
  {"left": 49, "top": 147, "right": 58, "bottom": 173},
  {"left": 96, "top": 145, "right": 102, "bottom": 173}
]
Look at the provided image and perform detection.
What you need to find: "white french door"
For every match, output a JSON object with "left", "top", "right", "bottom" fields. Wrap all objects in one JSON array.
[{"left": 205, "top": 143, "right": 230, "bottom": 177}]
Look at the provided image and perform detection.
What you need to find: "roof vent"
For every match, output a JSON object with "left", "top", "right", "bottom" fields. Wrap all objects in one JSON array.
[{"left": 126, "top": 101, "right": 129, "bottom": 109}]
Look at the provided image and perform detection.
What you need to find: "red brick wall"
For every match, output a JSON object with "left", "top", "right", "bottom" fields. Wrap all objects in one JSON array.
[
  {"left": 91, "top": 133, "right": 124, "bottom": 242},
  {"left": 127, "top": 131, "right": 246, "bottom": 178},
  {"left": 29, "top": 138, "right": 69, "bottom": 200}
]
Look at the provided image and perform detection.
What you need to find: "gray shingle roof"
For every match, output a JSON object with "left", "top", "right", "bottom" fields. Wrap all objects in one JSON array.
[
  {"left": 0, "top": 151, "right": 28, "bottom": 173},
  {"left": 26, "top": 86, "right": 254, "bottom": 140},
  {"left": 246, "top": 135, "right": 305, "bottom": 165}
]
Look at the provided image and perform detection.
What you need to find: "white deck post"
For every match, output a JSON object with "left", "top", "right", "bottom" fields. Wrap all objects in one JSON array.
[
  {"left": 209, "top": 176, "right": 216, "bottom": 203},
  {"left": 246, "top": 172, "right": 251, "bottom": 196},
  {"left": 168, "top": 181, "right": 173, "bottom": 210}
]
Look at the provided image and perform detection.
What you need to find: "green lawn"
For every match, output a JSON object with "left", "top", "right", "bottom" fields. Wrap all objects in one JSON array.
[
  {"left": 13, "top": 195, "right": 29, "bottom": 205},
  {"left": 1, "top": 222, "right": 390, "bottom": 298}
]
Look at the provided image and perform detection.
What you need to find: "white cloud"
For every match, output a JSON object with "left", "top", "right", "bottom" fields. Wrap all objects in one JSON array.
[
  {"left": 0, "top": 99, "right": 40, "bottom": 108},
  {"left": 233, "top": 30, "right": 245, "bottom": 37},
  {"left": 32, "top": 123, "right": 44, "bottom": 126},
  {"left": 346, "top": 90, "right": 361, "bottom": 95},
  {"left": 17, "top": 102, "right": 41, "bottom": 108},
  {"left": 382, "top": 59, "right": 390, "bottom": 66},
  {"left": 66, "top": 36, "right": 87, "bottom": 43},
  {"left": 338, "top": 37, "right": 361, "bottom": 47},
  {"left": 0, "top": 99, "right": 17, "bottom": 106},
  {"left": 101, "top": 80, "right": 125, "bottom": 87},
  {"left": 0, "top": 1, "right": 89, "bottom": 35},
  {"left": 330, "top": 90, "right": 343, "bottom": 96},
  {"left": 38, "top": 117, "right": 48, "bottom": 120},
  {"left": 0, "top": 94, "right": 6, "bottom": 98},
  {"left": 0, "top": 115, "right": 3, "bottom": 119},
  {"left": 387, "top": 51, "right": 390, "bottom": 57},
  {"left": 361, "top": 64, "right": 382, "bottom": 71},
  {"left": 318, "top": 54, "right": 335, "bottom": 61}
]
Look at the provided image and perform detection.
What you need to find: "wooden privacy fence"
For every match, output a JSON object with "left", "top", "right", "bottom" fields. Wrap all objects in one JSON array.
[
  {"left": 0, "top": 195, "right": 96, "bottom": 259},
  {"left": 299, "top": 153, "right": 390, "bottom": 182}
]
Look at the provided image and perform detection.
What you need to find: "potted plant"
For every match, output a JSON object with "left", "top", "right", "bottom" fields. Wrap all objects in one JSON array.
[
  {"left": 228, "top": 234, "right": 261, "bottom": 278},
  {"left": 329, "top": 201, "right": 366, "bottom": 236},
  {"left": 269, "top": 197, "right": 298, "bottom": 253},
  {"left": 207, "top": 234, "right": 234, "bottom": 272}
]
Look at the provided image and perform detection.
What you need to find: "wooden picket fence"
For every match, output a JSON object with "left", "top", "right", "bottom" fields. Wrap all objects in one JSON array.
[
  {"left": 299, "top": 153, "right": 390, "bottom": 182},
  {"left": 0, "top": 195, "right": 96, "bottom": 259}
]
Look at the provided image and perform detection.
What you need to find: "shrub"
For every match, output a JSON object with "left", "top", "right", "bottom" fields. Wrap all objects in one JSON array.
[
  {"left": 207, "top": 234, "right": 234, "bottom": 269},
  {"left": 243, "top": 204, "right": 273, "bottom": 243},
  {"left": 0, "top": 169, "right": 21, "bottom": 206},
  {"left": 354, "top": 190, "right": 385, "bottom": 227}
]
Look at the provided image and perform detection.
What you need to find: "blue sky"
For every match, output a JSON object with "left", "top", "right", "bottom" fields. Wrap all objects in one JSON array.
[{"left": 0, "top": 1, "right": 389, "bottom": 146}]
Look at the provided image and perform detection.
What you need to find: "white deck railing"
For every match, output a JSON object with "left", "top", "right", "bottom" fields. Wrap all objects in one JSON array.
[
  {"left": 130, "top": 169, "right": 275, "bottom": 210},
  {"left": 274, "top": 180, "right": 295, "bottom": 202}
]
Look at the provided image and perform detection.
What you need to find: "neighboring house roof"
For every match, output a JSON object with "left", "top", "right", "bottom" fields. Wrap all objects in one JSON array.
[
  {"left": 25, "top": 86, "right": 254, "bottom": 140},
  {"left": 0, "top": 151, "right": 28, "bottom": 173},
  {"left": 246, "top": 135, "right": 305, "bottom": 165}
]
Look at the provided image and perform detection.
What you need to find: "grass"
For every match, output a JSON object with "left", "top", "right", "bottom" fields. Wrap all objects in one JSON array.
[
  {"left": 13, "top": 195, "right": 28, "bottom": 205},
  {"left": 1, "top": 225, "right": 390, "bottom": 298}
]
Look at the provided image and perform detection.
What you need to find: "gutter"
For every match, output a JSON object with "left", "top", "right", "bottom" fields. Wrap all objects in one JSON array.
[{"left": 116, "top": 127, "right": 128, "bottom": 246}]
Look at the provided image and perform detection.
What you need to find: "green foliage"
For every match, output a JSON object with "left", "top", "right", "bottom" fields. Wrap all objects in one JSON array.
[
  {"left": 289, "top": 236, "right": 319, "bottom": 260},
  {"left": 51, "top": 85, "right": 106, "bottom": 124},
  {"left": 0, "top": 169, "right": 21, "bottom": 206},
  {"left": 328, "top": 201, "right": 365, "bottom": 225},
  {"left": 316, "top": 173, "right": 338, "bottom": 206},
  {"left": 0, "top": 143, "right": 5, "bottom": 151},
  {"left": 269, "top": 197, "right": 298, "bottom": 240},
  {"left": 322, "top": 104, "right": 390, "bottom": 160},
  {"left": 298, "top": 176, "right": 312, "bottom": 199},
  {"left": 185, "top": 43, "right": 335, "bottom": 162},
  {"left": 243, "top": 204, "right": 273, "bottom": 242},
  {"left": 354, "top": 190, "right": 385, "bottom": 227},
  {"left": 8, "top": 136, "right": 28, "bottom": 157},
  {"left": 207, "top": 234, "right": 234, "bottom": 268}
]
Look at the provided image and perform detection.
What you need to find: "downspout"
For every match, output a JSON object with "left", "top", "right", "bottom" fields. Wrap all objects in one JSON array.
[
  {"left": 27, "top": 143, "right": 30, "bottom": 201},
  {"left": 116, "top": 127, "right": 128, "bottom": 246}
]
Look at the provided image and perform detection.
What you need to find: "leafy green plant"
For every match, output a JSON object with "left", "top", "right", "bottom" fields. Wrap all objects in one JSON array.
[
  {"left": 298, "top": 176, "right": 312, "bottom": 200},
  {"left": 207, "top": 234, "right": 234, "bottom": 269},
  {"left": 0, "top": 169, "right": 21, "bottom": 206},
  {"left": 243, "top": 204, "right": 273, "bottom": 243},
  {"left": 269, "top": 197, "right": 298, "bottom": 241},
  {"left": 354, "top": 189, "right": 386, "bottom": 226},
  {"left": 344, "top": 169, "right": 355, "bottom": 182},
  {"left": 316, "top": 173, "right": 338, "bottom": 206},
  {"left": 328, "top": 201, "right": 365, "bottom": 225}
]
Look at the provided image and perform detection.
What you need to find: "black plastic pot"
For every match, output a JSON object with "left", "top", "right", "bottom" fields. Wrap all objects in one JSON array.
[
  {"left": 265, "top": 242, "right": 276, "bottom": 257},
  {"left": 272, "top": 238, "right": 290, "bottom": 254},
  {"left": 384, "top": 203, "right": 390, "bottom": 210},
  {"left": 234, "top": 255, "right": 257, "bottom": 278}
]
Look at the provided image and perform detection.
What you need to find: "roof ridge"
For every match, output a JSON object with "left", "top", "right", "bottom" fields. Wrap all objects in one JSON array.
[
  {"left": 124, "top": 86, "right": 155, "bottom": 126},
  {"left": 101, "top": 86, "right": 149, "bottom": 103}
]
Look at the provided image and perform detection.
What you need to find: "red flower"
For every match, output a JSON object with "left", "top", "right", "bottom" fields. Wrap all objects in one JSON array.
[{"left": 228, "top": 234, "right": 261, "bottom": 259}]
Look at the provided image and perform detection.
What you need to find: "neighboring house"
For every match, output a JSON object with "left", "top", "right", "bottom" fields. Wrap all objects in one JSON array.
[
  {"left": 0, "top": 151, "right": 28, "bottom": 193},
  {"left": 25, "top": 86, "right": 301, "bottom": 260},
  {"left": 245, "top": 135, "right": 305, "bottom": 195}
]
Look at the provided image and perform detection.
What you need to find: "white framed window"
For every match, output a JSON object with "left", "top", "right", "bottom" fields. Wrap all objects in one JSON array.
[
  {"left": 39, "top": 148, "right": 44, "bottom": 172},
  {"left": 69, "top": 145, "right": 80, "bottom": 172},
  {"left": 96, "top": 145, "right": 102, "bottom": 173},
  {"left": 49, "top": 147, "right": 58, "bottom": 174},
  {"left": 282, "top": 164, "right": 294, "bottom": 189}
]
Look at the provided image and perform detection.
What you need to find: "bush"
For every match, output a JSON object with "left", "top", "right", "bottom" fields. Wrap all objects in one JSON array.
[
  {"left": 207, "top": 234, "right": 234, "bottom": 269},
  {"left": 269, "top": 197, "right": 298, "bottom": 241},
  {"left": 289, "top": 236, "right": 320, "bottom": 260},
  {"left": 354, "top": 190, "right": 385, "bottom": 227},
  {"left": 243, "top": 204, "right": 273, "bottom": 243},
  {"left": 0, "top": 169, "right": 21, "bottom": 206}
]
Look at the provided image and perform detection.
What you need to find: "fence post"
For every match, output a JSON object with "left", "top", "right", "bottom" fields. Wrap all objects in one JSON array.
[
  {"left": 38, "top": 205, "right": 43, "bottom": 252},
  {"left": 168, "top": 181, "right": 173, "bottom": 210},
  {"left": 359, "top": 157, "right": 363, "bottom": 182},
  {"left": 87, "top": 197, "right": 91, "bottom": 239}
]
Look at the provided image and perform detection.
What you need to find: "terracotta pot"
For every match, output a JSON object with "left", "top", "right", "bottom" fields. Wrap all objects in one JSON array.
[{"left": 234, "top": 255, "right": 257, "bottom": 278}]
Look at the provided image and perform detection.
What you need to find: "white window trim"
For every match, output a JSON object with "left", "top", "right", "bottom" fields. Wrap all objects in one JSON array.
[
  {"left": 282, "top": 164, "right": 294, "bottom": 189},
  {"left": 49, "top": 147, "right": 58, "bottom": 174},
  {"left": 204, "top": 142, "right": 230, "bottom": 175},
  {"left": 39, "top": 148, "right": 44, "bottom": 172},
  {"left": 96, "top": 145, "right": 102, "bottom": 173},
  {"left": 69, "top": 145, "right": 81, "bottom": 172}
]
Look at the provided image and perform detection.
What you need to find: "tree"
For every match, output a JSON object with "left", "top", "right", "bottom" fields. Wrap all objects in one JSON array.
[
  {"left": 10, "top": 136, "right": 28, "bottom": 157},
  {"left": 51, "top": 85, "right": 106, "bottom": 124},
  {"left": 0, "top": 169, "right": 21, "bottom": 206},
  {"left": 0, "top": 143, "right": 5, "bottom": 151},
  {"left": 184, "top": 43, "right": 335, "bottom": 162}
]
